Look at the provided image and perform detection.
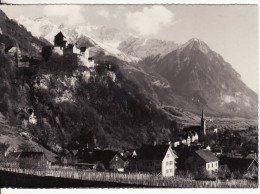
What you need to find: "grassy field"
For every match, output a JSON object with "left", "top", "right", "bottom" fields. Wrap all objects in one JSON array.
[{"left": 0, "top": 167, "right": 257, "bottom": 188}]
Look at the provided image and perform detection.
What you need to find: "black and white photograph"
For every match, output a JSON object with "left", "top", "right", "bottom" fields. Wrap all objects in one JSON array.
[{"left": 0, "top": 1, "right": 258, "bottom": 189}]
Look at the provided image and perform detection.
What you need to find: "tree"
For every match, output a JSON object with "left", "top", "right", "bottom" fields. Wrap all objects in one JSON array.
[
  {"left": 41, "top": 46, "right": 52, "bottom": 62},
  {"left": 218, "top": 164, "right": 231, "bottom": 179}
]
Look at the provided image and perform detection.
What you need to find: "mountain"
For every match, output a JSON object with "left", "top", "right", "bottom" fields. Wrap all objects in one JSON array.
[
  {"left": 122, "top": 38, "right": 258, "bottom": 118},
  {"left": 118, "top": 36, "right": 178, "bottom": 58},
  {"left": 14, "top": 15, "right": 258, "bottom": 118},
  {"left": 1, "top": 9, "right": 187, "bottom": 151}
]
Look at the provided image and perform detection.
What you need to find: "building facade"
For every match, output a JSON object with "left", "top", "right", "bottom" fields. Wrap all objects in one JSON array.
[
  {"left": 185, "top": 149, "right": 219, "bottom": 173},
  {"left": 136, "top": 145, "right": 178, "bottom": 177}
]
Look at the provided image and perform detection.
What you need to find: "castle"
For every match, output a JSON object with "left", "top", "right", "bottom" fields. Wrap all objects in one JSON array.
[{"left": 52, "top": 31, "right": 95, "bottom": 68}]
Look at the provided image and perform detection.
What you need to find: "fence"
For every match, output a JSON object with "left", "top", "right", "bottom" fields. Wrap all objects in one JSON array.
[{"left": 0, "top": 167, "right": 257, "bottom": 188}]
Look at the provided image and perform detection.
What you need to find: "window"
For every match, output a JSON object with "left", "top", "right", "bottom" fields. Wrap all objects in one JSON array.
[
  {"left": 166, "top": 161, "right": 168, "bottom": 165},
  {"left": 170, "top": 161, "right": 173, "bottom": 165},
  {"left": 216, "top": 162, "right": 218, "bottom": 167},
  {"left": 166, "top": 170, "right": 168, "bottom": 173},
  {"left": 170, "top": 169, "right": 172, "bottom": 172},
  {"left": 212, "top": 163, "right": 213, "bottom": 168},
  {"left": 207, "top": 164, "right": 210, "bottom": 169},
  {"left": 167, "top": 154, "right": 170, "bottom": 158}
]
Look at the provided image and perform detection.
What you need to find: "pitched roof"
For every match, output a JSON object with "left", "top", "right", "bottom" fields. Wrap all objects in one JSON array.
[
  {"left": 55, "top": 31, "right": 65, "bottom": 38},
  {"left": 4, "top": 45, "right": 15, "bottom": 52},
  {"left": 84, "top": 150, "right": 125, "bottom": 164},
  {"left": 6, "top": 152, "right": 21, "bottom": 162},
  {"left": 195, "top": 149, "right": 219, "bottom": 163},
  {"left": 18, "top": 152, "right": 44, "bottom": 161},
  {"left": 137, "top": 145, "right": 176, "bottom": 161},
  {"left": 220, "top": 156, "right": 258, "bottom": 173}
]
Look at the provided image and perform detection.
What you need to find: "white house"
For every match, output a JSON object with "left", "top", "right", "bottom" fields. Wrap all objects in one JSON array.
[
  {"left": 136, "top": 145, "right": 178, "bottom": 177},
  {"left": 185, "top": 149, "right": 219, "bottom": 173}
]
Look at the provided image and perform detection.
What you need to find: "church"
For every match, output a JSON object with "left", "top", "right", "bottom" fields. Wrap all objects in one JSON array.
[{"left": 174, "top": 108, "right": 207, "bottom": 147}]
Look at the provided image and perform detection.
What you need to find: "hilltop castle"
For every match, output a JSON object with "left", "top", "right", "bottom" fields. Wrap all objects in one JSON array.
[{"left": 51, "top": 31, "right": 95, "bottom": 68}]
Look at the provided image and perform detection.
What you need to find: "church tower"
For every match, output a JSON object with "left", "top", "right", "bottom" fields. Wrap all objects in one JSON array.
[{"left": 201, "top": 107, "right": 206, "bottom": 134}]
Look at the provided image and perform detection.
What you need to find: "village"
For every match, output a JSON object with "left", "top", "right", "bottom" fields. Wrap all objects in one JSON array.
[
  {"left": 0, "top": 106, "right": 258, "bottom": 181},
  {"left": 0, "top": 31, "right": 258, "bottom": 186}
]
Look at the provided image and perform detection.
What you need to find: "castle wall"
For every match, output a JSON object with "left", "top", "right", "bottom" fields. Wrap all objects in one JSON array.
[{"left": 53, "top": 47, "right": 63, "bottom": 55}]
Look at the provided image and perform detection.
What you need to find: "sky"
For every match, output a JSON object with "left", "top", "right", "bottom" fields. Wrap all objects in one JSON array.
[{"left": 0, "top": 5, "right": 258, "bottom": 92}]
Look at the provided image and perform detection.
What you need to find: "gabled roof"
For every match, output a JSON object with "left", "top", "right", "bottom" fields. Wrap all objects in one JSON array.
[
  {"left": 6, "top": 152, "right": 21, "bottom": 162},
  {"left": 220, "top": 156, "right": 258, "bottom": 173},
  {"left": 195, "top": 149, "right": 219, "bottom": 163},
  {"left": 137, "top": 145, "right": 177, "bottom": 161},
  {"left": 5, "top": 45, "right": 15, "bottom": 52},
  {"left": 71, "top": 150, "right": 78, "bottom": 156},
  {"left": 18, "top": 152, "right": 44, "bottom": 161},
  {"left": 55, "top": 31, "right": 65, "bottom": 38},
  {"left": 84, "top": 150, "right": 125, "bottom": 164}
]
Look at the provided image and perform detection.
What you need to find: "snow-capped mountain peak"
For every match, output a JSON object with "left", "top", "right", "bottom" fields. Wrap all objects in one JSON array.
[{"left": 15, "top": 15, "right": 138, "bottom": 62}]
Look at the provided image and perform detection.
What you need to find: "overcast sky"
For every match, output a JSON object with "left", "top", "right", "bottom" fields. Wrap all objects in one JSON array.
[{"left": 0, "top": 5, "right": 258, "bottom": 92}]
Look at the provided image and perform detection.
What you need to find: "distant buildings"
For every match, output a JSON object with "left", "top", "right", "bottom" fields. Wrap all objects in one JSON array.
[
  {"left": 174, "top": 108, "right": 207, "bottom": 147},
  {"left": 80, "top": 149, "right": 126, "bottom": 172}
]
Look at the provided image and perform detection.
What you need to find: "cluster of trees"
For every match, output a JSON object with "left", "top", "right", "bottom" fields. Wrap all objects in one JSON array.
[{"left": 202, "top": 127, "right": 258, "bottom": 156}]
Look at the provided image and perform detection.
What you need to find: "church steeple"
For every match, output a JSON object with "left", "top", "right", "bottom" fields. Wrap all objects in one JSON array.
[{"left": 201, "top": 107, "right": 206, "bottom": 134}]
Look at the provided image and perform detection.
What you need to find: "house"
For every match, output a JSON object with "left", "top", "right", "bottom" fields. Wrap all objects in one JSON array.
[
  {"left": 83, "top": 149, "right": 125, "bottom": 172},
  {"left": 17, "top": 152, "right": 51, "bottom": 169},
  {"left": 136, "top": 145, "right": 178, "bottom": 177},
  {"left": 61, "top": 149, "right": 78, "bottom": 166},
  {"left": 124, "top": 149, "right": 138, "bottom": 160},
  {"left": 185, "top": 149, "right": 219, "bottom": 173},
  {"left": 219, "top": 155, "right": 258, "bottom": 174},
  {"left": 16, "top": 107, "right": 37, "bottom": 126},
  {"left": 5, "top": 45, "right": 17, "bottom": 55},
  {"left": 5, "top": 152, "right": 21, "bottom": 168},
  {"left": 5, "top": 151, "right": 56, "bottom": 169},
  {"left": 211, "top": 146, "right": 223, "bottom": 156},
  {"left": 54, "top": 32, "right": 67, "bottom": 47}
]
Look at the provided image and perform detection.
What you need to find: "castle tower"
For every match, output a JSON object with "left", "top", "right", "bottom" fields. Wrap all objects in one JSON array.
[{"left": 201, "top": 107, "right": 206, "bottom": 134}]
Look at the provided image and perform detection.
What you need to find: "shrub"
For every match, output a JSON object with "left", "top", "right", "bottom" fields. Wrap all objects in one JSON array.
[{"left": 96, "top": 161, "right": 105, "bottom": 172}]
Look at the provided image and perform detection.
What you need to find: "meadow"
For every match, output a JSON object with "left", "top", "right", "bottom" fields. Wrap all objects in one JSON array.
[{"left": 0, "top": 167, "right": 257, "bottom": 188}]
